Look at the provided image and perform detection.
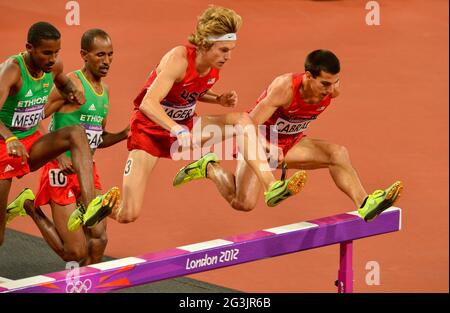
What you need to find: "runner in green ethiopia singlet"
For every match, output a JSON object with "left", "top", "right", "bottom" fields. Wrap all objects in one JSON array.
[
  {"left": 0, "top": 53, "right": 53, "bottom": 139},
  {"left": 50, "top": 69, "right": 108, "bottom": 157}
]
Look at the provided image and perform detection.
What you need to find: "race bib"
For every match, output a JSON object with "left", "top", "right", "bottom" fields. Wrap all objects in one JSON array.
[
  {"left": 49, "top": 169, "right": 67, "bottom": 187},
  {"left": 275, "top": 116, "right": 315, "bottom": 135},
  {"left": 161, "top": 100, "right": 196, "bottom": 121},
  {"left": 83, "top": 123, "right": 103, "bottom": 149},
  {"left": 11, "top": 105, "right": 44, "bottom": 130}
]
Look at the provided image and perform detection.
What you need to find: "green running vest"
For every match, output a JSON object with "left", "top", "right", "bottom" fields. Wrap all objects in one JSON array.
[
  {"left": 51, "top": 70, "right": 109, "bottom": 157},
  {"left": 0, "top": 53, "right": 53, "bottom": 139}
]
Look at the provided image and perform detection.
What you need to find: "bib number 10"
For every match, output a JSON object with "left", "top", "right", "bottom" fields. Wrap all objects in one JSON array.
[{"left": 49, "top": 169, "right": 67, "bottom": 187}]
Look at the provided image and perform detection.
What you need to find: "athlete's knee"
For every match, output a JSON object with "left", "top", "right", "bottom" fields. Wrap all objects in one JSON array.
[
  {"left": 329, "top": 145, "right": 350, "bottom": 165},
  {"left": 62, "top": 246, "right": 88, "bottom": 262},
  {"left": 98, "top": 235, "right": 108, "bottom": 248},
  {"left": 116, "top": 213, "right": 138, "bottom": 223},
  {"left": 236, "top": 112, "right": 253, "bottom": 127},
  {"left": 115, "top": 196, "right": 141, "bottom": 223},
  {"left": 90, "top": 233, "right": 108, "bottom": 250},
  {"left": 231, "top": 198, "right": 256, "bottom": 212},
  {"left": 235, "top": 113, "right": 258, "bottom": 138},
  {"left": 67, "top": 125, "right": 88, "bottom": 144},
  {"left": 116, "top": 207, "right": 139, "bottom": 223},
  {"left": 61, "top": 124, "right": 84, "bottom": 136}
]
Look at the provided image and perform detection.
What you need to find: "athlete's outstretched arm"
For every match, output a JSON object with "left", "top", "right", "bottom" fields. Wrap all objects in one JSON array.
[
  {"left": 0, "top": 60, "right": 21, "bottom": 140},
  {"left": 138, "top": 49, "right": 187, "bottom": 133},
  {"left": 198, "top": 89, "right": 237, "bottom": 108},
  {"left": 249, "top": 75, "right": 292, "bottom": 125},
  {"left": 51, "top": 61, "right": 85, "bottom": 105},
  {"left": 98, "top": 118, "right": 129, "bottom": 148},
  {"left": 97, "top": 86, "right": 129, "bottom": 148},
  {"left": 43, "top": 76, "right": 71, "bottom": 118},
  {"left": 139, "top": 48, "right": 196, "bottom": 148},
  {"left": 0, "top": 59, "right": 29, "bottom": 163},
  {"left": 249, "top": 74, "right": 293, "bottom": 162}
]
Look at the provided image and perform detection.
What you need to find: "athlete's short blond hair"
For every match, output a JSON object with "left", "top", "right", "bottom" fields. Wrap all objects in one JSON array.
[{"left": 188, "top": 5, "right": 242, "bottom": 50}]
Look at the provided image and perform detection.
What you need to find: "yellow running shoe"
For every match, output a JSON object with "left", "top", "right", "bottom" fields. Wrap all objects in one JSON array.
[
  {"left": 173, "top": 152, "right": 219, "bottom": 187},
  {"left": 83, "top": 187, "right": 120, "bottom": 228},
  {"left": 358, "top": 181, "right": 403, "bottom": 222},
  {"left": 6, "top": 188, "right": 34, "bottom": 224},
  {"left": 67, "top": 187, "right": 120, "bottom": 231},
  {"left": 264, "top": 170, "right": 307, "bottom": 207},
  {"left": 67, "top": 203, "right": 85, "bottom": 232}
]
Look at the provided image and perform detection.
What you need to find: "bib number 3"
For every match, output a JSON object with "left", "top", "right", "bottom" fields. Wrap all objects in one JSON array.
[{"left": 124, "top": 158, "right": 133, "bottom": 176}]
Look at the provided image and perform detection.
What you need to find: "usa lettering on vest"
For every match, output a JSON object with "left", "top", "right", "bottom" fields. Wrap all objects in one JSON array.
[
  {"left": 275, "top": 116, "right": 315, "bottom": 135},
  {"left": 180, "top": 90, "right": 208, "bottom": 103},
  {"left": 12, "top": 105, "right": 45, "bottom": 129},
  {"left": 161, "top": 101, "right": 196, "bottom": 121}
]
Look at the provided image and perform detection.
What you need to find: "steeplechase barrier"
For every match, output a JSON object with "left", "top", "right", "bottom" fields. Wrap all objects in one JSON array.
[{"left": 0, "top": 207, "right": 401, "bottom": 293}]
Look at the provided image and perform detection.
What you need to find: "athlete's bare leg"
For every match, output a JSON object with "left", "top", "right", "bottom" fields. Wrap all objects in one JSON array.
[
  {"left": 114, "top": 113, "right": 276, "bottom": 221},
  {"left": 22, "top": 200, "right": 66, "bottom": 255},
  {"left": 84, "top": 220, "right": 107, "bottom": 265},
  {"left": 113, "top": 149, "right": 159, "bottom": 223},
  {"left": 195, "top": 112, "right": 275, "bottom": 191},
  {"left": 49, "top": 201, "right": 88, "bottom": 263},
  {"left": 284, "top": 137, "right": 367, "bottom": 207},
  {"left": 207, "top": 159, "right": 261, "bottom": 212},
  {"left": 23, "top": 189, "right": 107, "bottom": 265},
  {"left": 0, "top": 179, "right": 12, "bottom": 246},
  {"left": 83, "top": 188, "right": 108, "bottom": 265},
  {"left": 28, "top": 125, "right": 95, "bottom": 207}
]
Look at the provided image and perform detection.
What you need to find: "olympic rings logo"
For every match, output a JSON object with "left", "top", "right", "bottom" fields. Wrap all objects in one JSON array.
[{"left": 65, "top": 279, "right": 92, "bottom": 293}]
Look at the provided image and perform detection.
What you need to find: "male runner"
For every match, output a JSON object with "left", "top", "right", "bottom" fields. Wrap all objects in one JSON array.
[
  {"left": 70, "top": 5, "right": 307, "bottom": 228},
  {"left": 174, "top": 49, "right": 403, "bottom": 221},
  {"left": 1, "top": 22, "right": 118, "bottom": 247}
]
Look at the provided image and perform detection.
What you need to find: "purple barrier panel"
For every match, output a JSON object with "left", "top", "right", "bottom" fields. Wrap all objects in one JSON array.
[{"left": 0, "top": 207, "right": 401, "bottom": 293}]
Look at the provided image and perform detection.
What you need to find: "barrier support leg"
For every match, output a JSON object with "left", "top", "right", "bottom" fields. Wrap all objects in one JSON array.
[{"left": 336, "top": 240, "right": 353, "bottom": 293}]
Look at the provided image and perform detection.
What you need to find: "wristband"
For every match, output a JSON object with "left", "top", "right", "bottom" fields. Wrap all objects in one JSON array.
[
  {"left": 175, "top": 129, "right": 188, "bottom": 136},
  {"left": 5, "top": 136, "right": 18, "bottom": 144}
]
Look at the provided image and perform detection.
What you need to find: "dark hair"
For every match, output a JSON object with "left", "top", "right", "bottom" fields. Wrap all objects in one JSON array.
[
  {"left": 81, "top": 29, "right": 110, "bottom": 51},
  {"left": 304, "top": 49, "right": 340, "bottom": 78},
  {"left": 27, "top": 22, "right": 61, "bottom": 46}
]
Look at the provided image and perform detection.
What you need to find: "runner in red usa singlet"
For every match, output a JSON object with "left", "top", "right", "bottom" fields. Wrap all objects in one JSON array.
[
  {"left": 103, "top": 6, "right": 308, "bottom": 227},
  {"left": 128, "top": 45, "right": 220, "bottom": 158},
  {"left": 177, "top": 49, "right": 403, "bottom": 221},
  {"left": 260, "top": 72, "right": 332, "bottom": 156}
]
